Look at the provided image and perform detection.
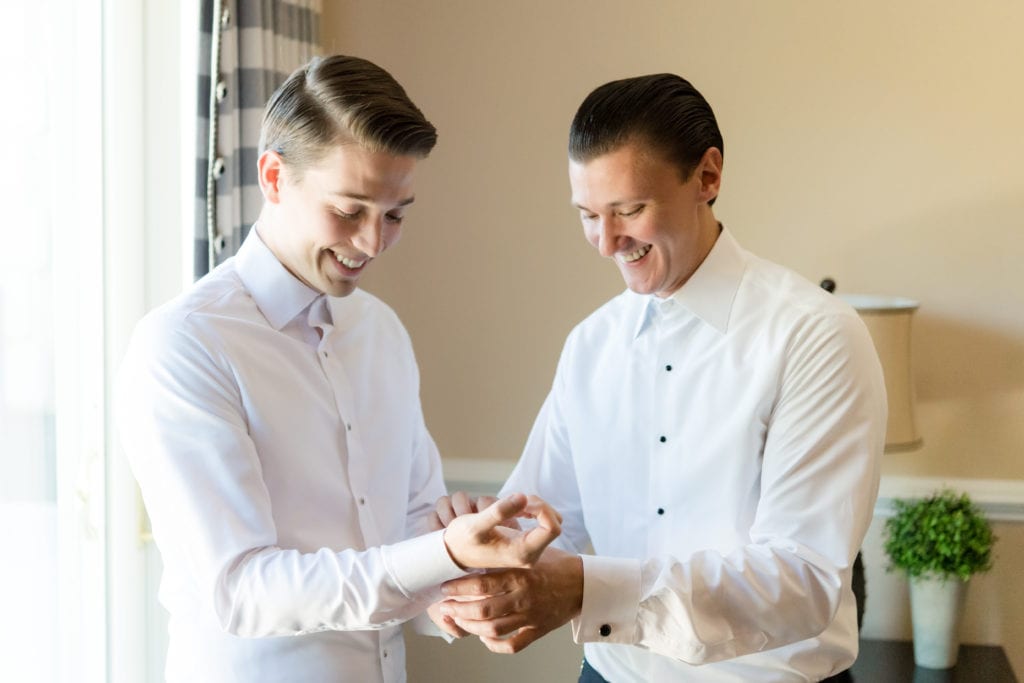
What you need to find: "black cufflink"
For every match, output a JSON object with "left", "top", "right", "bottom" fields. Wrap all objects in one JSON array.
[{"left": 599, "top": 624, "right": 611, "bottom": 637}]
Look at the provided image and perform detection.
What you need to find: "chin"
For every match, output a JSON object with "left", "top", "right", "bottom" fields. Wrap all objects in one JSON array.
[
  {"left": 623, "top": 279, "right": 657, "bottom": 295},
  {"left": 326, "top": 282, "right": 357, "bottom": 297}
]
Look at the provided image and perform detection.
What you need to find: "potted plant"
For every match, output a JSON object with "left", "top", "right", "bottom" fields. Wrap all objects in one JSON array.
[{"left": 883, "top": 488, "right": 996, "bottom": 669}]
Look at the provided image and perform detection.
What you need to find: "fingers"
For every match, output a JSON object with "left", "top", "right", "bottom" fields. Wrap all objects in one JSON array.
[
  {"left": 479, "top": 495, "right": 523, "bottom": 530},
  {"left": 427, "top": 512, "right": 444, "bottom": 532},
  {"left": 442, "top": 569, "right": 519, "bottom": 599},
  {"left": 434, "top": 492, "right": 498, "bottom": 530},
  {"left": 434, "top": 496, "right": 457, "bottom": 528},
  {"left": 440, "top": 588, "right": 520, "bottom": 622},
  {"left": 478, "top": 493, "right": 529, "bottom": 531},
  {"left": 480, "top": 627, "right": 543, "bottom": 654},
  {"left": 451, "top": 490, "right": 477, "bottom": 517},
  {"left": 515, "top": 498, "right": 562, "bottom": 565},
  {"left": 426, "top": 601, "right": 469, "bottom": 639},
  {"left": 436, "top": 613, "right": 470, "bottom": 639},
  {"left": 525, "top": 494, "right": 563, "bottom": 525},
  {"left": 474, "top": 494, "right": 560, "bottom": 566},
  {"left": 449, "top": 612, "right": 530, "bottom": 640}
]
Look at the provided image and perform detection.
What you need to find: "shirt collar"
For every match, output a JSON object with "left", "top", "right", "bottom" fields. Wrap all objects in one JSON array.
[
  {"left": 236, "top": 226, "right": 322, "bottom": 331},
  {"left": 633, "top": 225, "right": 748, "bottom": 338}
]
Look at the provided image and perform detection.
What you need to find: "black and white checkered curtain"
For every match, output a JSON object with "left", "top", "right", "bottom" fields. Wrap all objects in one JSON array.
[{"left": 195, "top": 0, "right": 321, "bottom": 279}]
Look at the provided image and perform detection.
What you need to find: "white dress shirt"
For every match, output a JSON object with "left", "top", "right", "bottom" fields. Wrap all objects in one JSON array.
[
  {"left": 117, "top": 229, "right": 464, "bottom": 682},
  {"left": 502, "top": 228, "right": 886, "bottom": 682}
]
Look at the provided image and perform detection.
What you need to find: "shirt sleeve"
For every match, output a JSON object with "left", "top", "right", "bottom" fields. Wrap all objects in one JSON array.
[
  {"left": 571, "top": 311, "right": 886, "bottom": 664},
  {"left": 116, "top": 315, "right": 465, "bottom": 638},
  {"left": 402, "top": 354, "right": 448, "bottom": 541},
  {"left": 500, "top": 383, "right": 593, "bottom": 555}
]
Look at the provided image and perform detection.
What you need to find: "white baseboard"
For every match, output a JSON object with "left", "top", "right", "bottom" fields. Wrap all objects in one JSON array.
[
  {"left": 442, "top": 457, "right": 516, "bottom": 496},
  {"left": 443, "top": 458, "right": 1024, "bottom": 523},
  {"left": 877, "top": 476, "right": 1024, "bottom": 522}
]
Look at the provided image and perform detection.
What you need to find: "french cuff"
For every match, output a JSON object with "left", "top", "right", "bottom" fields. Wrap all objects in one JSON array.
[
  {"left": 382, "top": 529, "right": 467, "bottom": 601},
  {"left": 571, "top": 554, "right": 642, "bottom": 644},
  {"left": 408, "top": 610, "right": 456, "bottom": 644}
]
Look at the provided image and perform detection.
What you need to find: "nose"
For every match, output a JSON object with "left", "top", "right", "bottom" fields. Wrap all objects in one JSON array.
[
  {"left": 594, "top": 217, "right": 619, "bottom": 258},
  {"left": 352, "top": 215, "right": 385, "bottom": 258}
]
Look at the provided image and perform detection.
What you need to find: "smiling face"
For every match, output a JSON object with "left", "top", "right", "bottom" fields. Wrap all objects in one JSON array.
[
  {"left": 256, "top": 144, "right": 418, "bottom": 297},
  {"left": 570, "top": 140, "right": 723, "bottom": 298}
]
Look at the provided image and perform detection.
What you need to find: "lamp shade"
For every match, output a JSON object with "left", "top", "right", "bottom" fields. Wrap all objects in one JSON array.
[{"left": 840, "top": 295, "right": 922, "bottom": 452}]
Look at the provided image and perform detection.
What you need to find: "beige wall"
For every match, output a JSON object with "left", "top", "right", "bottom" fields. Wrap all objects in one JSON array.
[
  {"left": 322, "top": 0, "right": 1023, "bottom": 675},
  {"left": 324, "top": 0, "right": 1024, "bottom": 481}
]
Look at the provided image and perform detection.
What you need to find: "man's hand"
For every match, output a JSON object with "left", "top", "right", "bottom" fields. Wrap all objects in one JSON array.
[
  {"left": 436, "top": 547, "right": 584, "bottom": 653},
  {"left": 426, "top": 600, "right": 469, "bottom": 639},
  {"left": 442, "top": 493, "right": 561, "bottom": 571},
  {"left": 429, "top": 491, "right": 499, "bottom": 530}
]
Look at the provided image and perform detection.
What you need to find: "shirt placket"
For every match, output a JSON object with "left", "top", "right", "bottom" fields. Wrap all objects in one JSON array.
[
  {"left": 650, "top": 299, "right": 681, "bottom": 553},
  {"left": 310, "top": 304, "right": 390, "bottom": 677},
  {"left": 316, "top": 331, "right": 383, "bottom": 551}
]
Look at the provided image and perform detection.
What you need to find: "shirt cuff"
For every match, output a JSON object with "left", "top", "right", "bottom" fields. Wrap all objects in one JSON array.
[
  {"left": 381, "top": 529, "right": 467, "bottom": 600},
  {"left": 571, "top": 554, "right": 642, "bottom": 645},
  {"left": 408, "top": 610, "right": 456, "bottom": 643}
]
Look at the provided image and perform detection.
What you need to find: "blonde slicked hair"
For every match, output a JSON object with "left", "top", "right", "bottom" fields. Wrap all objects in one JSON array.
[{"left": 259, "top": 55, "right": 437, "bottom": 173}]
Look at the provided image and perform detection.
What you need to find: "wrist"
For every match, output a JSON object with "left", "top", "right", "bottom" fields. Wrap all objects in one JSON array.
[
  {"left": 541, "top": 548, "right": 584, "bottom": 619},
  {"left": 441, "top": 527, "right": 469, "bottom": 571}
]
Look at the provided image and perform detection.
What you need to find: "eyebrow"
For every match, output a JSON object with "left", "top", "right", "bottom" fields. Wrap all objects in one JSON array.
[
  {"left": 571, "top": 199, "right": 641, "bottom": 211},
  {"left": 332, "top": 191, "right": 416, "bottom": 207}
]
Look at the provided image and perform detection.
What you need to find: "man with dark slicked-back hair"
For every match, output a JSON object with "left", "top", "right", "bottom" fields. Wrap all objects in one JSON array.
[{"left": 432, "top": 73, "right": 886, "bottom": 682}]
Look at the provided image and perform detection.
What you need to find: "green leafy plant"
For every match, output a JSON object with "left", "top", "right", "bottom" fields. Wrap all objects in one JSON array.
[{"left": 883, "top": 489, "right": 996, "bottom": 582}]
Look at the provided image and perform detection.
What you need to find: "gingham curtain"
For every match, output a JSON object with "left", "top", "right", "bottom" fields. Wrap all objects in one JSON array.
[{"left": 195, "top": 0, "right": 321, "bottom": 279}]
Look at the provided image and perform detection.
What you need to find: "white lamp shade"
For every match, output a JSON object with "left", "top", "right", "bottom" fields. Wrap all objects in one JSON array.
[{"left": 840, "top": 295, "right": 923, "bottom": 452}]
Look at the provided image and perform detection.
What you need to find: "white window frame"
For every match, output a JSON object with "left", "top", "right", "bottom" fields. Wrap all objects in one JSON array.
[
  {"left": 104, "top": 0, "right": 197, "bottom": 681},
  {"left": 50, "top": 2, "right": 106, "bottom": 681}
]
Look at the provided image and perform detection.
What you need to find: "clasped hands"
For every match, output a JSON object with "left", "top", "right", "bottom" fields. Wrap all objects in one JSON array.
[{"left": 433, "top": 491, "right": 583, "bottom": 653}]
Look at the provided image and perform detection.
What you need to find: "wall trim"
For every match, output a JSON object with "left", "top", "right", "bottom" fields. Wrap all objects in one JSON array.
[
  {"left": 443, "top": 459, "right": 1024, "bottom": 523},
  {"left": 443, "top": 457, "right": 515, "bottom": 496},
  {"left": 876, "top": 476, "right": 1024, "bottom": 522}
]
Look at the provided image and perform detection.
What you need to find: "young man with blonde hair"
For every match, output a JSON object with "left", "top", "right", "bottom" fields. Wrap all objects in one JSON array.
[{"left": 117, "top": 55, "right": 559, "bottom": 682}]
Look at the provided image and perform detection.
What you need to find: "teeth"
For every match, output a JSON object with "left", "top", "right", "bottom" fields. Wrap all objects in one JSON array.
[
  {"left": 619, "top": 244, "right": 651, "bottom": 263},
  {"left": 337, "top": 254, "right": 367, "bottom": 269}
]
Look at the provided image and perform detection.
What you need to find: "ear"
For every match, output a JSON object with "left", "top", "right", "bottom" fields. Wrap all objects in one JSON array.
[
  {"left": 257, "top": 150, "right": 286, "bottom": 203},
  {"left": 695, "top": 147, "right": 723, "bottom": 205}
]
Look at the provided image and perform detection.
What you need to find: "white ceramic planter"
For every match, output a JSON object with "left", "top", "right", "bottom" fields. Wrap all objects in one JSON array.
[{"left": 909, "top": 575, "right": 968, "bottom": 669}]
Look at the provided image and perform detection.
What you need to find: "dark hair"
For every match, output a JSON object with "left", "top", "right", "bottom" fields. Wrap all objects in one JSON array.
[
  {"left": 568, "top": 73, "right": 723, "bottom": 204},
  {"left": 259, "top": 54, "right": 437, "bottom": 173}
]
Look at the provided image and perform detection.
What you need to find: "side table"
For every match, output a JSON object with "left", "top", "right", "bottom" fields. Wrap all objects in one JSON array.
[{"left": 850, "top": 639, "right": 1017, "bottom": 682}]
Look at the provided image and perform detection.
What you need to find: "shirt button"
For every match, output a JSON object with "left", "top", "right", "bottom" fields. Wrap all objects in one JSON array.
[
  {"left": 359, "top": 497, "right": 366, "bottom": 505},
  {"left": 346, "top": 423, "right": 352, "bottom": 431},
  {"left": 659, "top": 435, "right": 667, "bottom": 443},
  {"left": 382, "top": 649, "right": 388, "bottom": 658},
  {"left": 657, "top": 507, "right": 665, "bottom": 515},
  {"left": 665, "top": 364, "right": 672, "bottom": 371},
  {"left": 599, "top": 624, "right": 611, "bottom": 637}
]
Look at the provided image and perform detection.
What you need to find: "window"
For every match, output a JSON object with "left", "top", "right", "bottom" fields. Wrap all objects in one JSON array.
[
  {"left": 0, "top": 2, "right": 106, "bottom": 681},
  {"left": 0, "top": 2, "right": 192, "bottom": 680}
]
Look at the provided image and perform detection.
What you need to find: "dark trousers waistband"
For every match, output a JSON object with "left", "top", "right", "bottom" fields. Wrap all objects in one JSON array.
[
  {"left": 578, "top": 658, "right": 609, "bottom": 683},
  {"left": 579, "top": 657, "right": 853, "bottom": 682}
]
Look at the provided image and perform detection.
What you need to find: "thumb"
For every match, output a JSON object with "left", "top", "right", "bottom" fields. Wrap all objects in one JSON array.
[{"left": 474, "top": 493, "right": 528, "bottom": 533}]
